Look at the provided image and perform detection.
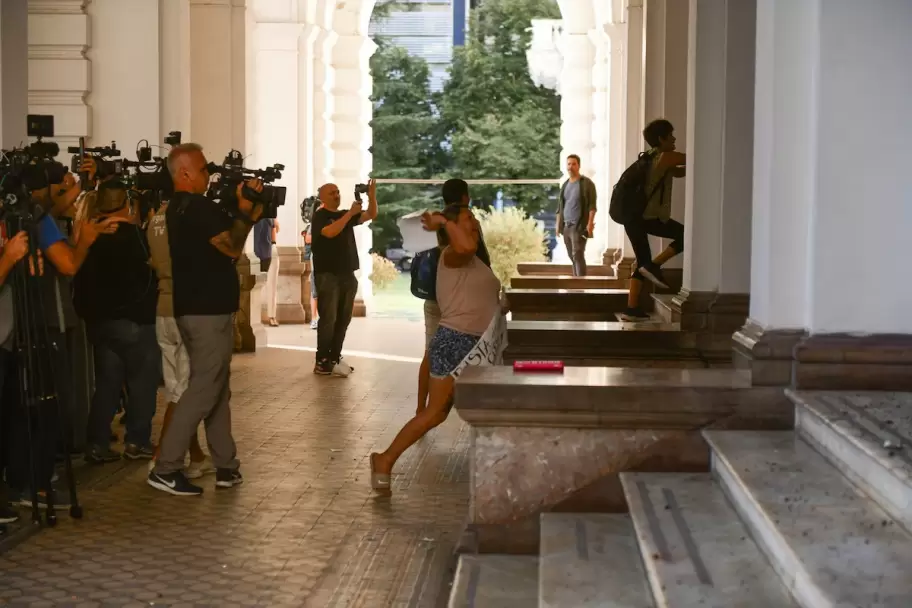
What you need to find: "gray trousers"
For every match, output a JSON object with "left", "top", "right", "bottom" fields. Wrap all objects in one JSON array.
[
  {"left": 562, "top": 223, "right": 588, "bottom": 277},
  {"left": 154, "top": 314, "right": 238, "bottom": 475}
]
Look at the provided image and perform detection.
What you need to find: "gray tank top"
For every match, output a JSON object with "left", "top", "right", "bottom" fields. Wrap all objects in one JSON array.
[{"left": 436, "top": 250, "right": 501, "bottom": 337}]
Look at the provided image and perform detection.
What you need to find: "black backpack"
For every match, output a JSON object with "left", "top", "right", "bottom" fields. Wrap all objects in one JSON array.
[
  {"left": 410, "top": 247, "right": 441, "bottom": 300},
  {"left": 608, "top": 152, "right": 665, "bottom": 225}
]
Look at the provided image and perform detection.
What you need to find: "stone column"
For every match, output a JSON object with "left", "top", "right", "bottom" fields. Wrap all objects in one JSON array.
[
  {"left": 557, "top": 30, "right": 597, "bottom": 264},
  {"left": 252, "top": 20, "right": 307, "bottom": 324},
  {"left": 0, "top": 0, "right": 28, "bottom": 148},
  {"left": 312, "top": 26, "right": 336, "bottom": 189},
  {"left": 329, "top": 24, "right": 376, "bottom": 316},
  {"left": 602, "top": 21, "right": 628, "bottom": 269},
  {"left": 735, "top": 0, "right": 912, "bottom": 390},
  {"left": 670, "top": 0, "right": 755, "bottom": 361},
  {"left": 159, "top": 0, "right": 192, "bottom": 141},
  {"left": 189, "top": 0, "right": 264, "bottom": 351},
  {"left": 616, "top": 0, "right": 645, "bottom": 280},
  {"left": 588, "top": 27, "right": 619, "bottom": 265}
]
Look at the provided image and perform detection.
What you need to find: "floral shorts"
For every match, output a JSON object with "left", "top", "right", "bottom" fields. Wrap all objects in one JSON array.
[{"left": 428, "top": 326, "right": 480, "bottom": 378}]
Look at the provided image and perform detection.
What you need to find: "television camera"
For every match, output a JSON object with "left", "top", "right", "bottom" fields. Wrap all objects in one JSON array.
[
  {"left": 206, "top": 149, "right": 286, "bottom": 220},
  {"left": 300, "top": 195, "right": 319, "bottom": 231}
]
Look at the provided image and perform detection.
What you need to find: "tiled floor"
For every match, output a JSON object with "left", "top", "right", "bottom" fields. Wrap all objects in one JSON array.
[{"left": 0, "top": 327, "right": 469, "bottom": 607}]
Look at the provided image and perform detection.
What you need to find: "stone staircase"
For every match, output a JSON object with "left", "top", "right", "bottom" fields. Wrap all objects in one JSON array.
[{"left": 448, "top": 390, "right": 912, "bottom": 607}]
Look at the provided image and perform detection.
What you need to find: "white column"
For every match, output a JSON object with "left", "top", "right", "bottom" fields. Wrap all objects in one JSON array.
[
  {"left": 604, "top": 22, "right": 627, "bottom": 265},
  {"left": 299, "top": 24, "right": 320, "bottom": 203},
  {"left": 329, "top": 22, "right": 376, "bottom": 310},
  {"left": 160, "top": 0, "right": 192, "bottom": 142},
  {"left": 558, "top": 31, "right": 595, "bottom": 174},
  {"left": 643, "top": 0, "right": 689, "bottom": 270},
  {"left": 751, "top": 0, "right": 912, "bottom": 335},
  {"left": 0, "top": 0, "right": 28, "bottom": 148},
  {"left": 620, "top": 0, "right": 645, "bottom": 268},
  {"left": 86, "top": 0, "right": 161, "bottom": 150},
  {"left": 312, "top": 27, "right": 336, "bottom": 189},
  {"left": 189, "top": 0, "right": 248, "bottom": 154},
  {"left": 27, "top": 0, "right": 90, "bottom": 156},
  {"left": 682, "top": 0, "right": 755, "bottom": 294},
  {"left": 588, "top": 27, "right": 619, "bottom": 262}
]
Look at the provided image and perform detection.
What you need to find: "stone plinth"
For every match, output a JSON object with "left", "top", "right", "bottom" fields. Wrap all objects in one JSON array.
[
  {"left": 454, "top": 366, "right": 793, "bottom": 553},
  {"left": 507, "top": 289, "right": 632, "bottom": 322},
  {"left": 264, "top": 246, "right": 307, "bottom": 325},
  {"left": 235, "top": 254, "right": 266, "bottom": 352},
  {"left": 516, "top": 262, "right": 614, "bottom": 277},
  {"left": 509, "top": 275, "right": 626, "bottom": 290}
]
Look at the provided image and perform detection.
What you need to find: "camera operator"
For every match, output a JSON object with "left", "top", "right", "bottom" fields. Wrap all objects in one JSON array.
[
  {"left": 1, "top": 163, "right": 122, "bottom": 509},
  {"left": 148, "top": 143, "right": 261, "bottom": 496},
  {"left": 0, "top": 231, "right": 37, "bottom": 523},
  {"left": 310, "top": 180, "right": 378, "bottom": 377},
  {"left": 72, "top": 180, "right": 159, "bottom": 463}
]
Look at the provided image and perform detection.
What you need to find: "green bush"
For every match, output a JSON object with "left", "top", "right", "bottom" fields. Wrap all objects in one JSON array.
[
  {"left": 474, "top": 207, "right": 547, "bottom": 287},
  {"left": 371, "top": 253, "right": 400, "bottom": 291}
]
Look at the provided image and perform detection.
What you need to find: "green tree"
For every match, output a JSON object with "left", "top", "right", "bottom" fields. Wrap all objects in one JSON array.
[
  {"left": 368, "top": 42, "right": 442, "bottom": 254},
  {"left": 437, "top": 0, "right": 563, "bottom": 214}
]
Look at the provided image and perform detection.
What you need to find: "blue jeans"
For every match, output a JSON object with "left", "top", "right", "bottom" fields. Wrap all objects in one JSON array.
[{"left": 85, "top": 320, "right": 160, "bottom": 448}]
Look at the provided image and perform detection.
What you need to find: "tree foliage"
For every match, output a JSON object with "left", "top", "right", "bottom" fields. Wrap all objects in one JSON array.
[
  {"left": 369, "top": 42, "right": 441, "bottom": 252},
  {"left": 437, "top": 0, "right": 563, "bottom": 213}
]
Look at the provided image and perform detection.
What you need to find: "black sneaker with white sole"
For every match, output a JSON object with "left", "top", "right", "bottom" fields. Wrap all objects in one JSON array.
[
  {"left": 215, "top": 468, "right": 243, "bottom": 489},
  {"left": 0, "top": 504, "right": 19, "bottom": 524},
  {"left": 147, "top": 471, "right": 203, "bottom": 496},
  {"left": 637, "top": 264, "right": 670, "bottom": 290},
  {"left": 314, "top": 359, "right": 333, "bottom": 375},
  {"left": 618, "top": 307, "right": 651, "bottom": 322},
  {"left": 123, "top": 443, "right": 155, "bottom": 460}
]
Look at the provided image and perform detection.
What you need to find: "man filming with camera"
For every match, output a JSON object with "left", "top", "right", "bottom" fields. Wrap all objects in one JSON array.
[
  {"left": 148, "top": 143, "right": 262, "bottom": 496},
  {"left": 311, "top": 180, "right": 377, "bottom": 377}
]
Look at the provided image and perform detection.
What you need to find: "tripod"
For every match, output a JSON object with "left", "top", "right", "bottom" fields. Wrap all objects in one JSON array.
[{"left": 6, "top": 214, "right": 82, "bottom": 526}]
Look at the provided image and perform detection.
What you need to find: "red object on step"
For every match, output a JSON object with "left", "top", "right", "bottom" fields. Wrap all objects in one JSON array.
[{"left": 513, "top": 360, "right": 565, "bottom": 372}]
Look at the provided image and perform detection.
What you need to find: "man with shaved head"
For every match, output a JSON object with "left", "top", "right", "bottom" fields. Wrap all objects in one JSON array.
[
  {"left": 147, "top": 143, "right": 263, "bottom": 497},
  {"left": 310, "top": 179, "right": 378, "bottom": 376}
]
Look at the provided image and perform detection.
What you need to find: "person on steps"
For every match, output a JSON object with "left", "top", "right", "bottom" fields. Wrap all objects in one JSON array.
[{"left": 619, "top": 119, "right": 687, "bottom": 321}]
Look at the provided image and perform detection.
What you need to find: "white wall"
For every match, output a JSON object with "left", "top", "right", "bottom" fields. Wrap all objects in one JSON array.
[
  {"left": 86, "top": 0, "right": 161, "bottom": 152},
  {"left": 160, "top": 0, "right": 192, "bottom": 143}
]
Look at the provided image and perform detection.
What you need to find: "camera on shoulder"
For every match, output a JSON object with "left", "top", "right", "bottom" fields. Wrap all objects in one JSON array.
[{"left": 206, "top": 150, "right": 287, "bottom": 220}]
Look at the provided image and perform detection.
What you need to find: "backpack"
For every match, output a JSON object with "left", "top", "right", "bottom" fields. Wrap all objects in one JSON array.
[
  {"left": 608, "top": 152, "right": 665, "bottom": 225},
  {"left": 410, "top": 247, "right": 441, "bottom": 300}
]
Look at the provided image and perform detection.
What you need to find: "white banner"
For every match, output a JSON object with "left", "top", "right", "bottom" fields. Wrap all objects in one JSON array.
[{"left": 450, "top": 313, "right": 508, "bottom": 379}]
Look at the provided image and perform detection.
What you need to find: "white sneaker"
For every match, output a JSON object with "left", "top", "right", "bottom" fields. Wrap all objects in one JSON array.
[
  {"left": 186, "top": 456, "right": 216, "bottom": 479},
  {"left": 310, "top": 319, "right": 318, "bottom": 330},
  {"left": 332, "top": 360, "right": 353, "bottom": 377}
]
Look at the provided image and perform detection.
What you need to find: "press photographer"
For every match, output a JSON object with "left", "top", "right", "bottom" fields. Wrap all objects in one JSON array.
[
  {"left": 148, "top": 143, "right": 263, "bottom": 496},
  {"left": 310, "top": 179, "right": 377, "bottom": 377},
  {"left": 72, "top": 179, "right": 159, "bottom": 464}
]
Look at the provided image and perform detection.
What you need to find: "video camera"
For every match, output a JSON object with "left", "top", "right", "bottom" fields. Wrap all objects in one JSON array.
[
  {"left": 67, "top": 138, "right": 121, "bottom": 189},
  {"left": 300, "top": 195, "right": 319, "bottom": 232},
  {"left": 0, "top": 115, "right": 68, "bottom": 226},
  {"left": 206, "top": 149, "right": 286, "bottom": 220}
]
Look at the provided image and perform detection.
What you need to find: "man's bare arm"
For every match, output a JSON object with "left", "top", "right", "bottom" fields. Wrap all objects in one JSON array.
[{"left": 210, "top": 218, "right": 255, "bottom": 259}]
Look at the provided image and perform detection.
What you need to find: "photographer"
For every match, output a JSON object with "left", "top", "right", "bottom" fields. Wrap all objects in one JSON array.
[
  {"left": 310, "top": 180, "right": 377, "bottom": 377},
  {"left": 0, "top": 230, "right": 36, "bottom": 523},
  {"left": 2, "top": 163, "right": 121, "bottom": 509},
  {"left": 148, "top": 143, "right": 260, "bottom": 496},
  {"left": 72, "top": 180, "right": 159, "bottom": 463}
]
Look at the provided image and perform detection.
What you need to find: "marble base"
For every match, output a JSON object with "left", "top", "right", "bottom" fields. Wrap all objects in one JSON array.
[
  {"left": 732, "top": 319, "right": 807, "bottom": 386},
  {"left": 261, "top": 247, "right": 307, "bottom": 324},
  {"left": 235, "top": 254, "right": 266, "bottom": 352}
]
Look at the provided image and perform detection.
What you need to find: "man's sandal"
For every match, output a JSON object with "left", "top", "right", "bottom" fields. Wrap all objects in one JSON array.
[{"left": 370, "top": 453, "right": 392, "bottom": 496}]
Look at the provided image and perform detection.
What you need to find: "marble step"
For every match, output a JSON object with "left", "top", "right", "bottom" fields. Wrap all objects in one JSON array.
[
  {"left": 538, "top": 513, "right": 653, "bottom": 608},
  {"left": 621, "top": 472, "right": 796, "bottom": 607},
  {"left": 447, "top": 555, "right": 538, "bottom": 608},
  {"left": 516, "top": 262, "right": 614, "bottom": 276},
  {"left": 790, "top": 390, "right": 912, "bottom": 533},
  {"left": 651, "top": 294, "right": 677, "bottom": 324},
  {"left": 506, "top": 289, "right": 633, "bottom": 321},
  {"left": 510, "top": 274, "right": 627, "bottom": 290},
  {"left": 705, "top": 430, "right": 912, "bottom": 608}
]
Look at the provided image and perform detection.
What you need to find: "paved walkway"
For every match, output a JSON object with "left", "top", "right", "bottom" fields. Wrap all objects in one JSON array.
[{"left": 0, "top": 322, "right": 469, "bottom": 607}]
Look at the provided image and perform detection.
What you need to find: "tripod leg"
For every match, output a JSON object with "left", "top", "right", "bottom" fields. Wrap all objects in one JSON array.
[{"left": 50, "top": 333, "right": 82, "bottom": 519}]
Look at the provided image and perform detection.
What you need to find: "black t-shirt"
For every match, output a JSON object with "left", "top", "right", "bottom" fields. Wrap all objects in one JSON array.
[
  {"left": 72, "top": 223, "right": 158, "bottom": 325},
  {"left": 167, "top": 192, "right": 239, "bottom": 316},
  {"left": 311, "top": 208, "right": 362, "bottom": 275}
]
